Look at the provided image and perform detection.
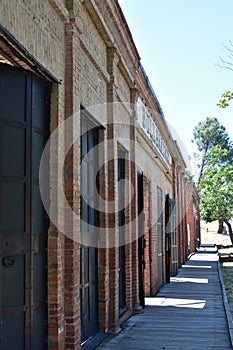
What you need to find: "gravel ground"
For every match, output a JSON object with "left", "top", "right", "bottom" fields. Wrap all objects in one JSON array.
[{"left": 200, "top": 220, "right": 232, "bottom": 246}]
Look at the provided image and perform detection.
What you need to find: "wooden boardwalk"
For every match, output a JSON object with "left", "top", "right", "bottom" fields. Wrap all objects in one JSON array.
[{"left": 95, "top": 247, "right": 232, "bottom": 349}]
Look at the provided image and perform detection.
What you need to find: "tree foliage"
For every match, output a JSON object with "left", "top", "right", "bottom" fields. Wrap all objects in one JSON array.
[
  {"left": 184, "top": 169, "right": 194, "bottom": 182},
  {"left": 198, "top": 146, "right": 233, "bottom": 244},
  {"left": 192, "top": 117, "right": 233, "bottom": 184},
  {"left": 219, "top": 90, "right": 233, "bottom": 108}
]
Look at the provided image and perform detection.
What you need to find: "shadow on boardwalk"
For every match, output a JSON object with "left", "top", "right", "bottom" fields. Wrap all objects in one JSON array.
[{"left": 95, "top": 246, "right": 233, "bottom": 350}]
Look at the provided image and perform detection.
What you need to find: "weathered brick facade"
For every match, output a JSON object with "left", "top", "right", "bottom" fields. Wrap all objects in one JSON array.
[
  {"left": 187, "top": 183, "right": 201, "bottom": 254},
  {"left": 0, "top": 1, "right": 197, "bottom": 349}
]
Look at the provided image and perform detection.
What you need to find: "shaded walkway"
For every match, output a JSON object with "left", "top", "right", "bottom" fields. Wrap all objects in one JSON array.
[{"left": 95, "top": 246, "right": 232, "bottom": 349}]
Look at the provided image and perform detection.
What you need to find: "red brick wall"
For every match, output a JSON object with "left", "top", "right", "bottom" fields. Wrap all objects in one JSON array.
[{"left": 186, "top": 183, "right": 200, "bottom": 254}]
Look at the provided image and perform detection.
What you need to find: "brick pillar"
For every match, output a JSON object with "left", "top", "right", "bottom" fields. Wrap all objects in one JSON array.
[
  {"left": 98, "top": 128, "right": 110, "bottom": 333},
  {"left": 148, "top": 186, "right": 158, "bottom": 295},
  {"left": 107, "top": 46, "right": 121, "bottom": 333},
  {"left": 130, "top": 88, "right": 142, "bottom": 312},
  {"left": 98, "top": 248, "right": 110, "bottom": 332},
  {"left": 182, "top": 176, "right": 188, "bottom": 260},
  {"left": 48, "top": 226, "right": 65, "bottom": 350},
  {"left": 187, "top": 184, "right": 194, "bottom": 253},
  {"left": 143, "top": 178, "right": 151, "bottom": 296},
  {"left": 125, "top": 156, "right": 133, "bottom": 310},
  {"left": 63, "top": 20, "right": 81, "bottom": 350},
  {"left": 48, "top": 85, "right": 66, "bottom": 350},
  {"left": 176, "top": 166, "right": 183, "bottom": 267}
]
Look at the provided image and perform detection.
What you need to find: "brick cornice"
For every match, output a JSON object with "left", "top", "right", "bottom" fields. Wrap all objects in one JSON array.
[
  {"left": 80, "top": 39, "right": 110, "bottom": 82},
  {"left": 105, "top": 0, "right": 140, "bottom": 62},
  {"left": 86, "top": 0, "right": 139, "bottom": 79},
  {"left": 48, "top": 0, "right": 69, "bottom": 22},
  {"left": 83, "top": 0, "right": 114, "bottom": 46}
]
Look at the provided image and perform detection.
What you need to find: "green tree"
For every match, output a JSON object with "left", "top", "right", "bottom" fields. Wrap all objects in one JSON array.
[
  {"left": 219, "top": 90, "right": 233, "bottom": 108},
  {"left": 199, "top": 146, "right": 233, "bottom": 245},
  {"left": 192, "top": 117, "right": 233, "bottom": 185},
  {"left": 184, "top": 169, "right": 194, "bottom": 182}
]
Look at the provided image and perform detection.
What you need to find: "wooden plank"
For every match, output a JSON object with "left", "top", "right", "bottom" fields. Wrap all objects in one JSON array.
[{"left": 95, "top": 251, "right": 232, "bottom": 349}]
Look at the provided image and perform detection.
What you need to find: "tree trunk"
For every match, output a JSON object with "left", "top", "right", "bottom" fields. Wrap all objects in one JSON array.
[
  {"left": 198, "top": 160, "right": 206, "bottom": 185},
  {"left": 223, "top": 220, "right": 233, "bottom": 245},
  {"left": 197, "top": 144, "right": 209, "bottom": 185},
  {"left": 217, "top": 220, "right": 224, "bottom": 233}
]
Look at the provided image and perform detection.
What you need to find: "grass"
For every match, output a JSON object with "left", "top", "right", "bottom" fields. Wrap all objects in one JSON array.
[
  {"left": 221, "top": 262, "right": 233, "bottom": 318},
  {"left": 201, "top": 221, "right": 233, "bottom": 318}
]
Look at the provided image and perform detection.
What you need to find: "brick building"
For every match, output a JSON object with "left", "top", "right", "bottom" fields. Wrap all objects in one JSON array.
[
  {"left": 0, "top": 1, "right": 196, "bottom": 349},
  {"left": 186, "top": 183, "right": 201, "bottom": 254}
]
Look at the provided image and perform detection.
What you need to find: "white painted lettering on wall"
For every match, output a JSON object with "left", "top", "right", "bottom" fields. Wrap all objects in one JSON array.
[{"left": 137, "top": 97, "right": 172, "bottom": 166}]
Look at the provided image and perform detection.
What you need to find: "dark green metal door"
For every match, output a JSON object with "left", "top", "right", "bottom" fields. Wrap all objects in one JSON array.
[
  {"left": 118, "top": 151, "right": 126, "bottom": 314},
  {"left": 80, "top": 115, "right": 98, "bottom": 342},
  {"left": 157, "top": 187, "right": 163, "bottom": 288},
  {"left": 137, "top": 170, "right": 145, "bottom": 308},
  {"left": 0, "top": 65, "right": 49, "bottom": 350}
]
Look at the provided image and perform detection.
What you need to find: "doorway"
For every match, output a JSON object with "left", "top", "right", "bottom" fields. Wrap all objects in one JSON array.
[
  {"left": 118, "top": 150, "right": 126, "bottom": 314},
  {"left": 0, "top": 65, "right": 50, "bottom": 349},
  {"left": 157, "top": 187, "right": 163, "bottom": 288},
  {"left": 80, "top": 115, "right": 99, "bottom": 342},
  {"left": 137, "top": 170, "right": 145, "bottom": 308}
]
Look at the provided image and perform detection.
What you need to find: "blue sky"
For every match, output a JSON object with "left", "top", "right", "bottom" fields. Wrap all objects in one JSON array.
[{"left": 119, "top": 0, "right": 233, "bottom": 164}]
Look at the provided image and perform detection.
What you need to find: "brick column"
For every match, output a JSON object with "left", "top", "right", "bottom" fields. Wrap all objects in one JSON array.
[
  {"left": 63, "top": 20, "right": 81, "bottom": 350},
  {"left": 176, "top": 166, "right": 183, "bottom": 267},
  {"left": 98, "top": 128, "right": 110, "bottom": 333},
  {"left": 130, "top": 88, "right": 142, "bottom": 312},
  {"left": 107, "top": 46, "right": 121, "bottom": 333},
  {"left": 148, "top": 182, "right": 158, "bottom": 295},
  {"left": 48, "top": 84, "right": 66, "bottom": 350},
  {"left": 125, "top": 156, "right": 133, "bottom": 310},
  {"left": 143, "top": 178, "right": 151, "bottom": 296},
  {"left": 182, "top": 175, "right": 188, "bottom": 260}
]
